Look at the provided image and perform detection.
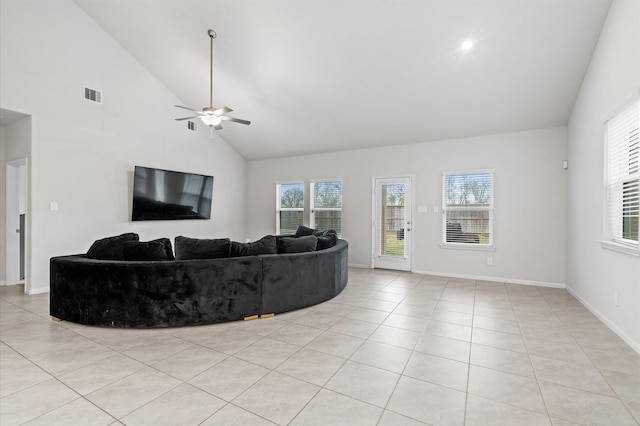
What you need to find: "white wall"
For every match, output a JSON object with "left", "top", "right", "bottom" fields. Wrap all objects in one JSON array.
[
  {"left": 0, "top": 0, "right": 248, "bottom": 294},
  {"left": 567, "top": 0, "right": 640, "bottom": 352},
  {"left": 248, "top": 126, "right": 568, "bottom": 286}
]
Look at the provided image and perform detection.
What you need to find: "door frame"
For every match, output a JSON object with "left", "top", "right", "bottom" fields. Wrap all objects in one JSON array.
[
  {"left": 5, "top": 157, "right": 29, "bottom": 292},
  {"left": 371, "top": 175, "right": 414, "bottom": 271}
]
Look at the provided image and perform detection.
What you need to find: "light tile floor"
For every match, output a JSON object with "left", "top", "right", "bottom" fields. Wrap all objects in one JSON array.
[{"left": 1, "top": 269, "right": 639, "bottom": 425}]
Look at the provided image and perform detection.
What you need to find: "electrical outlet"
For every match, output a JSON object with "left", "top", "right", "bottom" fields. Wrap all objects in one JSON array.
[
  {"left": 487, "top": 257, "right": 493, "bottom": 265},
  {"left": 614, "top": 291, "right": 619, "bottom": 307}
]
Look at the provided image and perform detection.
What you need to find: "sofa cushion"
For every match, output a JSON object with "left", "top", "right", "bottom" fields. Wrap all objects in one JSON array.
[
  {"left": 294, "top": 225, "right": 315, "bottom": 237},
  {"left": 157, "top": 238, "right": 175, "bottom": 260},
  {"left": 123, "top": 238, "right": 174, "bottom": 261},
  {"left": 295, "top": 225, "right": 336, "bottom": 237},
  {"left": 231, "top": 235, "right": 277, "bottom": 257},
  {"left": 278, "top": 235, "right": 318, "bottom": 253},
  {"left": 159, "top": 238, "right": 175, "bottom": 259},
  {"left": 316, "top": 230, "right": 338, "bottom": 250},
  {"left": 275, "top": 234, "right": 295, "bottom": 246},
  {"left": 174, "top": 236, "right": 231, "bottom": 260},
  {"left": 86, "top": 233, "right": 139, "bottom": 260}
]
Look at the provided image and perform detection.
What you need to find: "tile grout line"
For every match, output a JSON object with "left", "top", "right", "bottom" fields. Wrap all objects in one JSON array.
[
  {"left": 460, "top": 277, "right": 478, "bottom": 426},
  {"left": 508, "top": 282, "right": 555, "bottom": 424}
]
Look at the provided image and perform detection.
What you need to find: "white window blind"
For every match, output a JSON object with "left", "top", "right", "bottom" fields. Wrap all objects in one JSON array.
[
  {"left": 442, "top": 171, "right": 493, "bottom": 246},
  {"left": 310, "top": 180, "right": 342, "bottom": 235},
  {"left": 606, "top": 96, "right": 639, "bottom": 248},
  {"left": 276, "top": 183, "right": 304, "bottom": 234}
]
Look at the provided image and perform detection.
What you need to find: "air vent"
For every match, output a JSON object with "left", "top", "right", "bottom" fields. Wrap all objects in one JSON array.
[
  {"left": 187, "top": 120, "right": 197, "bottom": 131},
  {"left": 84, "top": 87, "right": 102, "bottom": 103}
]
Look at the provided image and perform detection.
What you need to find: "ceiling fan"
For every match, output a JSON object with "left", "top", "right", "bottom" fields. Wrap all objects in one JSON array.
[{"left": 175, "top": 29, "right": 250, "bottom": 130}]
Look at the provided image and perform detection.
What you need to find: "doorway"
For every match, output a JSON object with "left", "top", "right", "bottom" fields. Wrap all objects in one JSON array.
[
  {"left": 373, "top": 176, "right": 413, "bottom": 271},
  {"left": 5, "top": 158, "right": 27, "bottom": 287}
]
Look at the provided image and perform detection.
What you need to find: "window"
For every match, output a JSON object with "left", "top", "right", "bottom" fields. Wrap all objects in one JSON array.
[
  {"left": 442, "top": 170, "right": 494, "bottom": 248},
  {"left": 276, "top": 182, "right": 304, "bottom": 234},
  {"left": 604, "top": 93, "right": 639, "bottom": 255},
  {"left": 310, "top": 180, "right": 342, "bottom": 235}
]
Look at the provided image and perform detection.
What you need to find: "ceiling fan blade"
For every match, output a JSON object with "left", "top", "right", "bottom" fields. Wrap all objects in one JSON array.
[
  {"left": 175, "top": 116, "right": 200, "bottom": 121},
  {"left": 220, "top": 116, "right": 251, "bottom": 125},
  {"left": 174, "top": 105, "right": 205, "bottom": 114},
  {"left": 214, "top": 106, "right": 233, "bottom": 116}
]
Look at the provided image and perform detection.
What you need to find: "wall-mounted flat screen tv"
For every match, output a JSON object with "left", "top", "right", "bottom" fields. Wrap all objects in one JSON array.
[{"left": 132, "top": 166, "right": 213, "bottom": 221}]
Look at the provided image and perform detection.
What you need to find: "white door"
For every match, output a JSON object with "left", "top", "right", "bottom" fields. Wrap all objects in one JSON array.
[{"left": 373, "top": 176, "right": 413, "bottom": 271}]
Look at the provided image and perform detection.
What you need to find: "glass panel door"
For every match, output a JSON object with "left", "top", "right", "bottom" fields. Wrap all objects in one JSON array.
[{"left": 373, "top": 176, "right": 412, "bottom": 271}]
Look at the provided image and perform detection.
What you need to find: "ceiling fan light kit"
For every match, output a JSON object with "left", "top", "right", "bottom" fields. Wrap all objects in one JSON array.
[
  {"left": 200, "top": 114, "right": 222, "bottom": 127},
  {"left": 175, "top": 29, "right": 250, "bottom": 130}
]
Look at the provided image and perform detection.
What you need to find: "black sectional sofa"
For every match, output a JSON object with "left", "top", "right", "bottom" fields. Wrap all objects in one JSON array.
[{"left": 50, "top": 231, "right": 348, "bottom": 328}]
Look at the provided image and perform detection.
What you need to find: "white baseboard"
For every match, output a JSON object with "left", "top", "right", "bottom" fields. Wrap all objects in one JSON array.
[
  {"left": 27, "top": 286, "right": 49, "bottom": 295},
  {"left": 566, "top": 285, "right": 640, "bottom": 354},
  {"left": 348, "top": 263, "right": 371, "bottom": 269},
  {"left": 347, "top": 265, "right": 565, "bottom": 288},
  {"left": 411, "top": 269, "right": 566, "bottom": 289}
]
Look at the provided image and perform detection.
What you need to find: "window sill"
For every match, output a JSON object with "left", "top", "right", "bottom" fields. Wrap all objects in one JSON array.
[
  {"left": 440, "top": 243, "right": 495, "bottom": 252},
  {"left": 600, "top": 240, "right": 639, "bottom": 257}
]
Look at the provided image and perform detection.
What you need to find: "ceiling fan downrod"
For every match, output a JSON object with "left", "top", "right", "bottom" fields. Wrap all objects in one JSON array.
[{"left": 206, "top": 29, "right": 216, "bottom": 111}]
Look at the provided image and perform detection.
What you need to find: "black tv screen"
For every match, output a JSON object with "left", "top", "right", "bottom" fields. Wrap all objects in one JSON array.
[{"left": 132, "top": 166, "right": 213, "bottom": 221}]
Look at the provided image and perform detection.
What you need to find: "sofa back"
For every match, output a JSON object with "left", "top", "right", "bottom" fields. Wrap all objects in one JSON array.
[{"left": 260, "top": 239, "right": 348, "bottom": 314}]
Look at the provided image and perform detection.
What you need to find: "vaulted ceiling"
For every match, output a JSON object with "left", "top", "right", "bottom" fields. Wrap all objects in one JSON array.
[{"left": 73, "top": 0, "right": 612, "bottom": 161}]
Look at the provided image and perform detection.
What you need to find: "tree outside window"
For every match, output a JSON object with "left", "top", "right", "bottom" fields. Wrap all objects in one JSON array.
[
  {"left": 277, "top": 183, "right": 304, "bottom": 234},
  {"left": 311, "top": 180, "right": 342, "bottom": 235}
]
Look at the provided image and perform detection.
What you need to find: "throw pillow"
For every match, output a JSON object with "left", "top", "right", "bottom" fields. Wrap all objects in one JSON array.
[
  {"left": 174, "top": 236, "right": 231, "bottom": 260},
  {"left": 86, "top": 233, "right": 139, "bottom": 260},
  {"left": 316, "top": 230, "right": 338, "bottom": 250},
  {"left": 230, "top": 235, "right": 277, "bottom": 257},
  {"left": 123, "top": 238, "right": 174, "bottom": 261},
  {"left": 278, "top": 235, "right": 318, "bottom": 253}
]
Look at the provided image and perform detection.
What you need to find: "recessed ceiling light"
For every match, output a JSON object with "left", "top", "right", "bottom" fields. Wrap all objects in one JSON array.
[{"left": 461, "top": 40, "right": 473, "bottom": 51}]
